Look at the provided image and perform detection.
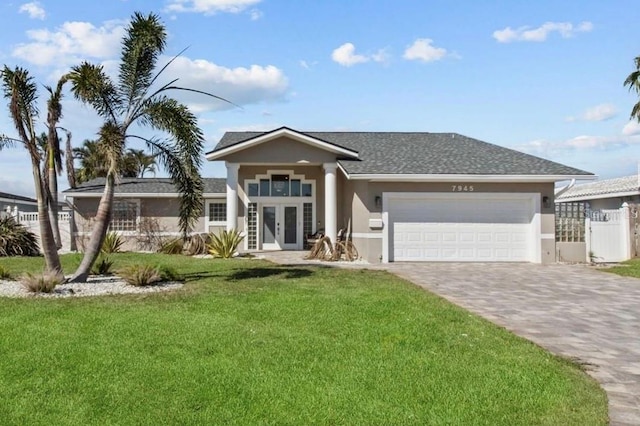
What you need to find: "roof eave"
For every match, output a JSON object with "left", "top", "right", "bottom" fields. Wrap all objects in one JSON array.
[
  {"left": 65, "top": 192, "right": 226, "bottom": 198},
  {"left": 340, "top": 171, "right": 596, "bottom": 183},
  {"left": 206, "top": 127, "right": 359, "bottom": 161},
  {"left": 556, "top": 189, "right": 640, "bottom": 203}
]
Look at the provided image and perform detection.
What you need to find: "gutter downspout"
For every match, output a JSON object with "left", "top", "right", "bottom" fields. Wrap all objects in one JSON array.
[{"left": 554, "top": 179, "right": 576, "bottom": 198}]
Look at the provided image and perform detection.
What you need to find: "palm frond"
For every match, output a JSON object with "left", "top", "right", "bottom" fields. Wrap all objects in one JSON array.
[
  {"left": 68, "top": 62, "right": 120, "bottom": 120},
  {"left": 0, "top": 66, "right": 40, "bottom": 160},
  {"left": 120, "top": 12, "right": 167, "bottom": 114}
]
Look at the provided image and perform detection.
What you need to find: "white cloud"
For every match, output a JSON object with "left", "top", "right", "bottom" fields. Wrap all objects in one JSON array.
[
  {"left": 622, "top": 120, "right": 640, "bottom": 136},
  {"left": 12, "top": 20, "right": 126, "bottom": 66},
  {"left": 19, "top": 1, "right": 45, "bottom": 20},
  {"left": 493, "top": 21, "right": 593, "bottom": 43},
  {"left": 249, "top": 8, "right": 263, "bottom": 20},
  {"left": 566, "top": 103, "right": 617, "bottom": 122},
  {"left": 331, "top": 43, "right": 386, "bottom": 67},
  {"left": 160, "top": 56, "right": 289, "bottom": 112},
  {"left": 165, "top": 0, "right": 261, "bottom": 15},
  {"left": 403, "top": 38, "right": 447, "bottom": 62},
  {"left": 332, "top": 43, "right": 369, "bottom": 67}
]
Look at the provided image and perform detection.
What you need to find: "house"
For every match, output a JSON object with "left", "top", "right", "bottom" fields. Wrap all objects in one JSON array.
[
  {"left": 0, "top": 191, "right": 38, "bottom": 214},
  {"left": 206, "top": 127, "right": 594, "bottom": 263},
  {"left": 64, "top": 127, "right": 594, "bottom": 263},
  {"left": 64, "top": 178, "right": 226, "bottom": 251},
  {"left": 555, "top": 174, "right": 640, "bottom": 210}
]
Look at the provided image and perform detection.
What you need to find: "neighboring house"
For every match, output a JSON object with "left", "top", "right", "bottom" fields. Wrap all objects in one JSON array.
[
  {"left": 0, "top": 192, "right": 38, "bottom": 213},
  {"left": 555, "top": 174, "right": 640, "bottom": 210},
  {"left": 205, "top": 127, "right": 593, "bottom": 264},
  {"left": 64, "top": 178, "right": 226, "bottom": 251}
]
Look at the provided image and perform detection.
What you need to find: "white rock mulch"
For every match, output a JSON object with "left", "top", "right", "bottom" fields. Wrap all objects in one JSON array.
[{"left": 0, "top": 275, "right": 183, "bottom": 299}]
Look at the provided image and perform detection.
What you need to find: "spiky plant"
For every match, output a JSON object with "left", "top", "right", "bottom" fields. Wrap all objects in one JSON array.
[
  {"left": 21, "top": 271, "right": 64, "bottom": 293},
  {"left": 101, "top": 231, "right": 124, "bottom": 254},
  {"left": 207, "top": 229, "right": 244, "bottom": 259},
  {"left": 0, "top": 216, "right": 39, "bottom": 257},
  {"left": 119, "top": 264, "right": 161, "bottom": 286}
]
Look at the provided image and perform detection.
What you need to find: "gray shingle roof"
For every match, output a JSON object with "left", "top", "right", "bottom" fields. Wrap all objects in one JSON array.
[
  {"left": 63, "top": 177, "right": 226, "bottom": 195},
  {"left": 556, "top": 175, "right": 640, "bottom": 201},
  {"left": 0, "top": 192, "right": 37, "bottom": 203},
  {"left": 211, "top": 129, "right": 593, "bottom": 176}
]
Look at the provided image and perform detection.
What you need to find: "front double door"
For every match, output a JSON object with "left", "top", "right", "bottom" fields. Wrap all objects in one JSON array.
[{"left": 262, "top": 204, "right": 300, "bottom": 250}]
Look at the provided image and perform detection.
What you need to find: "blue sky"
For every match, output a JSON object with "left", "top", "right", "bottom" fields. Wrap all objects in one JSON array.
[{"left": 0, "top": 0, "right": 639, "bottom": 197}]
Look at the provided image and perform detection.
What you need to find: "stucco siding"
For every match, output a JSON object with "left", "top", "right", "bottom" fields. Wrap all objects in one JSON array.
[{"left": 223, "top": 137, "right": 341, "bottom": 164}]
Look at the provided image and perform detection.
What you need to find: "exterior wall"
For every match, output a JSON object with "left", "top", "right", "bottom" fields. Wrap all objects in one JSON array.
[
  {"left": 588, "top": 195, "right": 640, "bottom": 211},
  {"left": 342, "top": 181, "right": 556, "bottom": 264},
  {"left": 557, "top": 242, "right": 587, "bottom": 263},
  {"left": 223, "top": 136, "right": 342, "bottom": 164},
  {"left": 71, "top": 196, "right": 220, "bottom": 252}
]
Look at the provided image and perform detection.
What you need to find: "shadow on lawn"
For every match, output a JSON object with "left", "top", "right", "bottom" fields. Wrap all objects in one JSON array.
[{"left": 228, "top": 266, "right": 314, "bottom": 281}]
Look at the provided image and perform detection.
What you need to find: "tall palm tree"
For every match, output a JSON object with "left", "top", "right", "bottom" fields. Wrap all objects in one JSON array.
[
  {"left": 624, "top": 55, "right": 640, "bottom": 121},
  {"left": 126, "top": 148, "right": 156, "bottom": 177},
  {"left": 0, "top": 66, "right": 62, "bottom": 274},
  {"left": 67, "top": 12, "right": 229, "bottom": 282}
]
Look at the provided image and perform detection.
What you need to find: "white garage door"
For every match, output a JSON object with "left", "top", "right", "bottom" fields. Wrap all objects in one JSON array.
[{"left": 388, "top": 193, "right": 536, "bottom": 262}]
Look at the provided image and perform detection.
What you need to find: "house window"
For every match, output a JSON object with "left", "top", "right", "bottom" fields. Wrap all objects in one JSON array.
[
  {"left": 247, "top": 202, "right": 257, "bottom": 250},
  {"left": 110, "top": 200, "right": 138, "bottom": 232},
  {"left": 555, "top": 202, "right": 585, "bottom": 242},
  {"left": 246, "top": 173, "right": 314, "bottom": 198},
  {"left": 303, "top": 202, "right": 313, "bottom": 237},
  {"left": 208, "top": 202, "right": 227, "bottom": 223}
]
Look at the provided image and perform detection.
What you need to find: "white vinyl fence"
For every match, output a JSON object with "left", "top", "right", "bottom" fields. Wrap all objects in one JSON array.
[{"left": 586, "top": 205, "right": 633, "bottom": 263}]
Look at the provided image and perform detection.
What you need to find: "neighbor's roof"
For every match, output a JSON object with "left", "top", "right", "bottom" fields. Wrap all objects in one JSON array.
[
  {"left": 210, "top": 128, "right": 593, "bottom": 177},
  {"left": 556, "top": 174, "right": 640, "bottom": 202},
  {"left": 0, "top": 192, "right": 37, "bottom": 204},
  {"left": 63, "top": 177, "right": 226, "bottom": 195}
]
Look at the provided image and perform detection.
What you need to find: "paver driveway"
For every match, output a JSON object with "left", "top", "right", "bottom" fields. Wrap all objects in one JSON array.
[
  {"left": 262, "top": 252, "right": 640, "bottom": 425},
  {"left": 386, "top": 262, "right": 640, "bottom": 426}
]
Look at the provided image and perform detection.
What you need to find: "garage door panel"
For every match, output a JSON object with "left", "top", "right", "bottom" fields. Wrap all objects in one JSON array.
[{"left": 389, "top": 194, "right": 535, "bottom": 262}]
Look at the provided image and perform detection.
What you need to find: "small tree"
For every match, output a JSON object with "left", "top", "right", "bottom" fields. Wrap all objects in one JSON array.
[{"left": 624, "top": 54, "right": 640, "bottom": 121}]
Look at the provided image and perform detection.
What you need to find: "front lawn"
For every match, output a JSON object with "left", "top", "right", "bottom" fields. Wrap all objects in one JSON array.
[
  {"left": 604, "top": 257, "right": 640, "bottom": 278},
  {"left": 0, "top": 254, "right": 607, "bottom": 425}
]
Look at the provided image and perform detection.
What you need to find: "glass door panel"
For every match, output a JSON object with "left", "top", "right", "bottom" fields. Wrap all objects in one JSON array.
[
  {"left": 263, "top": 206, "right": 276, "bottom": 245},
  {"left": 284, "top": 206, "right": 297, "bottom": 245}
]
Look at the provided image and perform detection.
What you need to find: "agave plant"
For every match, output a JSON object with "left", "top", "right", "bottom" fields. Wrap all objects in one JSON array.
[
  {"left": 101, "top": 231, "right": 124, "bottom": 254},
  {"left": 207, "top": 229, "right": 244, "bottom": 259},
  {"left": 0, "top": 216, "right": 39, "bottom": 257}
]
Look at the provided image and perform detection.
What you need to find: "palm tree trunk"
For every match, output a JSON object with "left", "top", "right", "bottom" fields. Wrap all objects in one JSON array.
[
  {"left": 32, "top": 162, "right": 62, "bottom": 274},
  {"left": 47, "top": 150, "right": 62, "bottom": 249},
  {"left": 68, "top": 171, "right": 115, "bottom": 282}
]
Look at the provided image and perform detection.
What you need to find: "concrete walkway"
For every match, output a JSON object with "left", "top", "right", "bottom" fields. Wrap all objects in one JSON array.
[{"left": 261, "top": 252, "right": 640, "bottom": 425}]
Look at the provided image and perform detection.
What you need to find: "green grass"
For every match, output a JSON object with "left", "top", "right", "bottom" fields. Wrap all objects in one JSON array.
[
  {"left": 0, "top": 253, "right": 607, "bottom": 425},
  {"left": 604, "top": 257, "right": 640, "bottom": 278}
]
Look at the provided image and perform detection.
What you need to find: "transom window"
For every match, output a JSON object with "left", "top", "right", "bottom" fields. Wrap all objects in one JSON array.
[{"left": 246, "top": 173, "right": 313, "bottom": 197}]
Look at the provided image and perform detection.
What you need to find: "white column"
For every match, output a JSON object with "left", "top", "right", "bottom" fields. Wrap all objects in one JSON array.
[
  {"left": 226, "top": 162, "right": 239, "bottom": 231},
  {"left": 323, "top": 162, "right": 337, "bottom": 244}
]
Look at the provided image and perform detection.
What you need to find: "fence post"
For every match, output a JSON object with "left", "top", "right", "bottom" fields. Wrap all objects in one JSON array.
[
  {"left": 621, "top": 203, "right": 632, "bottom": 260},
  {"left": 585, "top": 216, "right": 591, "bottom": 262}
]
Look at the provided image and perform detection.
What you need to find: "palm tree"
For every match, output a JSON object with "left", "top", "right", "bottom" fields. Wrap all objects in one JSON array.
[
  {"left": 127, "top": 148, "right": 156, "bottom": 177},
  {"left": 73, "top": 139, "right": 110, "bottom": 183},
  {"left": 67, "top": 12, "right": 230, "bottom": 282},
  {"left": 0, "top": 66, "right": 62, "bottom": 274},
  {"left": 624, "top": 55, "right": 640, "bottom": 121}
]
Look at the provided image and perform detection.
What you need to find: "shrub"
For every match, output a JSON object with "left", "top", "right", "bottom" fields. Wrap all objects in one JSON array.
[
  {"left": 101, "top": 232, "right": 124, "bottom": 254},
  {"left": 183, "top": 233, "right": 210, "bottom": 255},
  {"left": 21, "top": 271, "right": 64, "bottom": 293},
  {"left": 158, "top": 237, "right": 184, "bottom": 255},
  {"left": 207, "top": 229, "right": 244, "bottom": 259},
  {"left": 119, "top": 265, "right": 161, "bottom": 287},
  {"left": 92, "top": 256, "right": 114, "bottom": 275},
  {"left": 0, "top": 217, "right": 39, "bottom": 257},
  {"left": 0, "top": 264, "right": 12, "bottom": 280}
]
